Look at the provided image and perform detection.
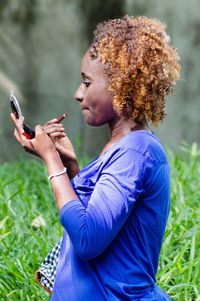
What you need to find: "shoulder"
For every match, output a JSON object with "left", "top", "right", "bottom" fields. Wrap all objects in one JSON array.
[
  {"left": 99, "top": 131, "right": 167, "bottom": 177},
  {"left": 77, "top": 131, "right": 168, "bottom": 182},
  {"left": 115, "top": 130, "right": 168, "bottom": 165}
]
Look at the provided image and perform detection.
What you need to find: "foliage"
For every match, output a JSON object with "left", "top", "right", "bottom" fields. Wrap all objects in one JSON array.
[
  {"left": 157, "top": 142, "right": 200, "bottom": 300},
  {"left": 78, "top": 0, "right": 125, "bottom": 41},
  {"left": 0, "top": 159, "right": 59, "bottom": 300},
  {"left": 0, "top": 144, "right": 200, "bottom": 300}
]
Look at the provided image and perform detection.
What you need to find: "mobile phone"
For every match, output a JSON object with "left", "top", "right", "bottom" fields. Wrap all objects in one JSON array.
[{"left": 10, "top": 91, "right": 35, "bottom": 139}]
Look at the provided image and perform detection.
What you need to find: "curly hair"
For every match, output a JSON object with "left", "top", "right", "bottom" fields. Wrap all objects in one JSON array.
[{"left": 89, "top": 15, "right": 180, "bottom": 126}]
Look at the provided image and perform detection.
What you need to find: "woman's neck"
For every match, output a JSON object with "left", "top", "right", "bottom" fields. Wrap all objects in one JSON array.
[
  {"left": 99, "top": 116, "right": 150, "bottom": 157},
  {"left": 109, "top": 116, "right": 150, "bottom": 142}
]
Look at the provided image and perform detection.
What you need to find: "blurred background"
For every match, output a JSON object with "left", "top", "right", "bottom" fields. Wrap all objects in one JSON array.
[{"left": 0, "top": 0, "right": 199, "bottom": 162}]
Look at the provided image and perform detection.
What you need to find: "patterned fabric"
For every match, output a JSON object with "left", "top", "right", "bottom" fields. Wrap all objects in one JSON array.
[{"left": 35, "top": 238, "right": 62, "bottom": 295}]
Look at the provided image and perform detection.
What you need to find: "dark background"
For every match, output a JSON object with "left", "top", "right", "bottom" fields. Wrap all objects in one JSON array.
[{"left": 0, "top": 0, "right": 200, "bottom": 161}]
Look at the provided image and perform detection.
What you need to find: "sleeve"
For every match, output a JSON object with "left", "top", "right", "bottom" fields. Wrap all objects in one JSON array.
[{"left": 60, "top": 149, "right": 146, "bottom": 260}]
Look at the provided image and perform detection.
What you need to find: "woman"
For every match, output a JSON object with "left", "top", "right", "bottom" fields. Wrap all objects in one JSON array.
[{"left": 11, "top": 15, "right": 180, "bottom": 300}]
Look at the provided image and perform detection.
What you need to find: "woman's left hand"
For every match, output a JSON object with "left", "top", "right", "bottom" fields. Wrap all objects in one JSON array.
[{"left": 11, "top": 113, "right": 57, "bottom": 161}]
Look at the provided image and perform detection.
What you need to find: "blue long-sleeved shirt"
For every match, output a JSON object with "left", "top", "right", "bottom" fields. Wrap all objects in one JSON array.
[{"left": 50, "top": 131, "right": 171, "bottom": 300}]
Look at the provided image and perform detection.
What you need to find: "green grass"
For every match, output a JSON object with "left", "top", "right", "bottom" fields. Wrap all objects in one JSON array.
[
  {"left": 156, "top": 142, "right": 200, "bottom": 300},
  {"left": 0, "top": 144, "right": 200, "bottom": 300},
  {"left": 0, "top": 158, "right": 61, "bottom": 300}
]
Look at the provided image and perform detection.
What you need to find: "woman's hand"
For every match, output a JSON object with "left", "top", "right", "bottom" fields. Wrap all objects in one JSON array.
[
  {"left": 43, "top": 119, "right": 80, "bottom": 178},
  {"left": 43, "top": 119, "right": 77, "bottom": 162},
  {"left": 11, "top": 113, "right": 57, "bottom": 161},
  {"left": 11, "top": 113, "right": 79, "bottom": 211}
]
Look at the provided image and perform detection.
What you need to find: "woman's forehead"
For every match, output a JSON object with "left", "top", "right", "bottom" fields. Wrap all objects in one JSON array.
[{"left": 81, "top": 51, "right": 104, "bottom": 78}]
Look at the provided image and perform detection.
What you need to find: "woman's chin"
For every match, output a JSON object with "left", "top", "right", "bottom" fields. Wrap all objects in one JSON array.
[
  {"left": 82, "top": 110, "right": 106, "bottom": 126},
  {"left": 82, "top": 110, "right": 94, "bottom": 125},
  {"left": 85, "top": 119, "right": 99, "bottom": 126},
  {"left": 84, "top": 116, "right": 101, "bottom": 127}
]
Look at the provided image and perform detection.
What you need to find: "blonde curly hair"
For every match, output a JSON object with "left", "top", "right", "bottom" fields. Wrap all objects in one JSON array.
[{"left": 89, "top": 15, "right": 180, "bottom": 126}]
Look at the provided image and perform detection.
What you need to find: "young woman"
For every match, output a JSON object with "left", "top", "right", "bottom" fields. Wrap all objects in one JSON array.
[{"left": 11, "top": 15, "right": 180, "bottom": 300}]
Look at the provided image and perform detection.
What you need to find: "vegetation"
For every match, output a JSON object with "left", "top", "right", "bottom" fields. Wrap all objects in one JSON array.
[
  {"left": 157, "top": 142, "right": 200, "bottom": 300},
  {"left": 0, "top": 144, "right": 200, "bottom": 300}
]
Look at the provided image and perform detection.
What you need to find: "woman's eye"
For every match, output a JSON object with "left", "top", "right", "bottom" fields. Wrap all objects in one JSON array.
[{"left": 83, "top": 81, "right": 91, "bottom": 88}]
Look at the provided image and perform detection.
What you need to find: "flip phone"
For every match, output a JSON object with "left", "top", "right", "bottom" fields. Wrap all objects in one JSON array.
[{"left": 10, "top": 91, "right": 35, "bottom": 139}]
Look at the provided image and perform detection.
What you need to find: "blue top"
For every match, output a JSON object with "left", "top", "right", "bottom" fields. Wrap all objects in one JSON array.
[{"left": 50, "top": 131, "right": 171, "bottom": 301}]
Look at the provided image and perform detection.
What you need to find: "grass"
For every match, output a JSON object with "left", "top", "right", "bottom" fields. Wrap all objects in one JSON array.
[
  {"left": 156, "top": 142, "right": 200, "bottom": 300},
  {"left": 0, "top": 143, "right": 200, "bottom": 300},
  {"left": 0, "top": 158, "right": 61, "bottom": 300}
]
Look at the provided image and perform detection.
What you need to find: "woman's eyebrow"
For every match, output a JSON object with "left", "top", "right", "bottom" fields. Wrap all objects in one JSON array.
[{"left": 81, "top": 72, "right": 91, "bottom": 79}]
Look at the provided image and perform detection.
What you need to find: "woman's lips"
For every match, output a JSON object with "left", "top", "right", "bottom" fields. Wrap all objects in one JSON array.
[{"left": 80, "top": 105, "right": 89, "bottom": 111}]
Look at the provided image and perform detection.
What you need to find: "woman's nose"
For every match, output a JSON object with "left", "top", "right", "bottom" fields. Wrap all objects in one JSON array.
[{"left": 75, "top": 84, "right": 84, "bottom": 102}]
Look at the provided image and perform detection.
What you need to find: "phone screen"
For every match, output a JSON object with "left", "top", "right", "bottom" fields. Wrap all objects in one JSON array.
[
  {"left": 10, "top": 91, "right": 35, "bottom": 139},
  {"left": 10, "top": 92, "right": 22, "bottom": 119}
]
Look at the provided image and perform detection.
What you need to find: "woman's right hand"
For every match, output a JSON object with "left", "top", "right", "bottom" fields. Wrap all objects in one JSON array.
[{"left": 43, "top": 119, "right": 80, "bottom": 178}]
